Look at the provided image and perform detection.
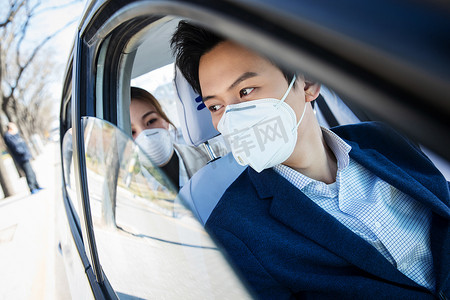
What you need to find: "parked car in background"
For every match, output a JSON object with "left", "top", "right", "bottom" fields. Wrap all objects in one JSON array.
[{"left": 58, "top": 0, "right": 450, "bottom": 298}]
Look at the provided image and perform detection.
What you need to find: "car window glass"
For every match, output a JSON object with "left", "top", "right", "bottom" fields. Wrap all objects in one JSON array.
[
  {"left": 81, "top": 116, "right": 252, "bottom": 299},
  {"left": 62, "top": 128, "right": 81, "bottom": 217}
]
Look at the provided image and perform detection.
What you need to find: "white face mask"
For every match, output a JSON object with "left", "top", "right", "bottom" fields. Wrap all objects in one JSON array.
[
  {"left": 217, "top": 75, "right": 307, "bottom": 173},
  {"left": 135, "top": 128, "right": 174, "bottom": 166}
]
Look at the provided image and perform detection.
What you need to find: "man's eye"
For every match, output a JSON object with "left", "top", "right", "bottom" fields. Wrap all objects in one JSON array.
[
  {"left": 239, "top": 87, "right": 254, "bottom": 97},
  {"left": 208, "top": 104, "right": 222, "bottom": 112}
]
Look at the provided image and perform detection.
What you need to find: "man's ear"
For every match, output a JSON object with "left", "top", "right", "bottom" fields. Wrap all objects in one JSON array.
[{"left": 304, "top": 80, "right": 321, "bottom": 102}]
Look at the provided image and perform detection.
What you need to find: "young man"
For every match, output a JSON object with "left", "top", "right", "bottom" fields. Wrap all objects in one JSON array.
[{"left": 171, "top": 21, "right": 450, "bottom": 299}]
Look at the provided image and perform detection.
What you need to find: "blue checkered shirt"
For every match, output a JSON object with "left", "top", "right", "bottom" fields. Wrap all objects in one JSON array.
[{"left": 273, "top": 127, "right": 435, "bottom": 291}]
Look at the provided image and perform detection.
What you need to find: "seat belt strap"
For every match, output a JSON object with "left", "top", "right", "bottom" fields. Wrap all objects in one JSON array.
[{"left": 315, "top": 94, "right": 340, "bottom": 127}]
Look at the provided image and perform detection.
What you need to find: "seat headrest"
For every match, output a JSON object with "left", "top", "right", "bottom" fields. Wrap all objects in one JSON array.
[{"left": 173, "top": 66, "right": 220, "bottom": 147}]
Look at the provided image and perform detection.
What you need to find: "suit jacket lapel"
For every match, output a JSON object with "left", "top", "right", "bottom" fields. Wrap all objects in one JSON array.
[
  {"left": 347, "top": 141, "right": 450, "bottom": 219},
  {"left": 432, "top": 212, "right": 450, "bottom": 292},
  {"left": 248, "top": 168, "right": 418, "bottom": 288},
  {"left": 346, "top": 142, "right": 450, "bottom": 291}
]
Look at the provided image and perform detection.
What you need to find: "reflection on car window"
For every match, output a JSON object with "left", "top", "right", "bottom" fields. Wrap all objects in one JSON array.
[
  {"left": 81, "top": 117, "right": 252, "bottom": 299},
  {"left": 62, "top": 128, "right": 82, "bottom": 218}
]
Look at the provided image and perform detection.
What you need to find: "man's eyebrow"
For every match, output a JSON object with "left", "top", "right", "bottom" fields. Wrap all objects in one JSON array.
[
  {"left": 202, "top": 72, "right": 258, "bottom": 102},
  {"left": 229, "top": 72, "right": 258, "bottom": 91}
]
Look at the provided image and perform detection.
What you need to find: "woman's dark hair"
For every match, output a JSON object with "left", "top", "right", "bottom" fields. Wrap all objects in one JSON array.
[
  {"left": 130, "top": 86, "right": 176, "bottom": 129},
  {"left": 170, "top": 21, "right": 295, "bottom": 95}
]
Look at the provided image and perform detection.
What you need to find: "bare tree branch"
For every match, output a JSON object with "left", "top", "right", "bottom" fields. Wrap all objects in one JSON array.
[
  {"left": 6, "top": 16, "right": 77, "bottom": 109},
  {"left": 1, "top": 0, "right": 81, "bottom": 142},
  {"left": 0, "top": 0, "right": 26, "bottom": 28},
  {"left": 34, "top": 0, "right": 82, "bottom": 15}
]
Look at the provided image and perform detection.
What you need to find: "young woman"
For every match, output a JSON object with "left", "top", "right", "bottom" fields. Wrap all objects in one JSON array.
[{"left": 130, "top": 86, "right": 224, "bottom": 190}]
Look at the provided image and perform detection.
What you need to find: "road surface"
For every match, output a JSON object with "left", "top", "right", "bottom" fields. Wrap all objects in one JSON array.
[{"left": 0, "top": 142, "right": 70, "bottom": 299}]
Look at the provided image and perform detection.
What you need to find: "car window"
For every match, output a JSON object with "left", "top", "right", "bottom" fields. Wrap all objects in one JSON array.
[
  {"left": 62, "top": 128, "right": 82, "bottom": 218},
  {"left": 81, "top": 116, "right": 252, "bottom": 299}
]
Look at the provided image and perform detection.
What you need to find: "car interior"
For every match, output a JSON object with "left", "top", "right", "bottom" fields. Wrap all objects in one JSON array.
[{"left": 58, "top": 5, "right": 450, "bottom": 298}]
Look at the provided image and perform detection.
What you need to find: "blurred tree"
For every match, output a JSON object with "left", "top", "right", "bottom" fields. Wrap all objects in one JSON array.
[{"left": 0, "top": 0, "right": 80, "bottom": 197}]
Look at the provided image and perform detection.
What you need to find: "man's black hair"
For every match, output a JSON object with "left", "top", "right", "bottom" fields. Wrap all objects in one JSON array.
[
  {"left": 170, "top": 21, "right": 224, "bottom": 95},
  {"left": 171, "top": 21, "right": 295, "bottom": 96}
]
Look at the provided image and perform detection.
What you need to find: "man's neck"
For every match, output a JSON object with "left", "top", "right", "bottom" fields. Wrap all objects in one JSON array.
[{"left": 284, "top": 120, "right": 338, "bottom": 184}]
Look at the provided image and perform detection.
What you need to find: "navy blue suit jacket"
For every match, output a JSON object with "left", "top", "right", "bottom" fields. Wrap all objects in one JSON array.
[{"left": 206, "top": 122, "right": 450, "bottom": 299}]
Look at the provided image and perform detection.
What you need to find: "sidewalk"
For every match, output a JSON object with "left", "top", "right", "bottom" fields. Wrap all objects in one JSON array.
[{"left": 0, "top": 142, "right": 62, "bottom": 299}]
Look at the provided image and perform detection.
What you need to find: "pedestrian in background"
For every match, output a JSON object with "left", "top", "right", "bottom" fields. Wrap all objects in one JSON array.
[{"left": 3, "top": 122, "right": 42, "bottom": 194}]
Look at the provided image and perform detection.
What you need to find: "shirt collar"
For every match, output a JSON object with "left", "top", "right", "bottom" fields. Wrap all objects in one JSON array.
[
  {"left": 321, "top": 127, "right": 351, "bottom": 170},
  {"left": 273, "top": 127, "right": 352, "bottom": 190}
]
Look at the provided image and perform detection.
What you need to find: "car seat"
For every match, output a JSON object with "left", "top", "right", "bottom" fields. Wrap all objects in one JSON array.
[{"left": 173, "top": 67, "right": 246, "bottom": 225}]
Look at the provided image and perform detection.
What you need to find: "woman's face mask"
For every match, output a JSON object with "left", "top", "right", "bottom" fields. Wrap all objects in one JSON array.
[
  {"left": 217, "top": 75, "right": 306, "bottom": 172},
  {"left": 135, "top": 128, "right": 174, "bottom": 166}
]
